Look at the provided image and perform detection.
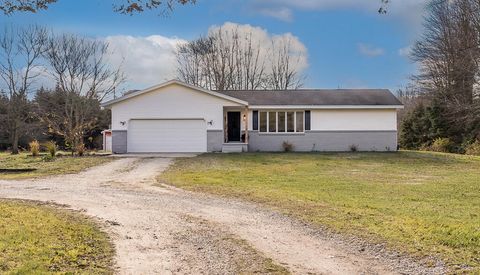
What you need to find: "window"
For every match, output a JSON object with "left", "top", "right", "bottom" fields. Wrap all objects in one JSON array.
[
  {"left": 296, "top": 111, "right": 304, "bottom": 132},
  {"left": 260, "top": 112, "right": 267, "bottom": 132},
  {"left": 287, "top": 112, "right": 295, "bottom": 132},
  {"left": 253, "top": 111, "right": 259, "bottom": 130},
  {"left": 257, "top": 111, "right": 305, "bottom": 133},
  {"left": 305, "top": 111, "right": 311, "bottom": 131},
  {"left": 268, "top": 111, "right": 276, "bottom": 132},
  {"left": 278, "top": 112, "right": 285, "bottom": 132}
]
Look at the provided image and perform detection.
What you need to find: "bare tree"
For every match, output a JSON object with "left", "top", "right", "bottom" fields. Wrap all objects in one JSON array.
[
  {"left": 44, "top": 33, "right": 124, "bottom": 100},
  {"left": 401, "top": 0, "right": 480, "bottom": 148},
  {"left": 0, "top": 0, "right": 55, "bottom": 14},
  {"left": 177, "top": 27, "right": 305, "bottom": 91},
  {"left": 38, "top": 33, "right": 124, "bottom": 153},
  {"left": 114, "top": 0, "right": 196, "bottom": 15},
  {"left": 35, "top": 86, "right": 102, "bottom": 153},
  {"left": 0, "top": 0, "right": 195, "bottom": 15},
  {"left": 412, "top": 0, "right": 480, "bottom": 108},
  {"left": 269, "top": 39, "right": 304, "bottom": 90},
  {"left": 0, "top": 25, "right": 47, "bottom": 154}
]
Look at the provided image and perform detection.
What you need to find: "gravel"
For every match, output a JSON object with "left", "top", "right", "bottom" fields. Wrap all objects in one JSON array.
[{"left": 0, "top": 157, "right": 446, "bottom": 274}]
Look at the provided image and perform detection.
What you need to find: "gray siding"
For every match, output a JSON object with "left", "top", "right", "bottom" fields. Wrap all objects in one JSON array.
[
  {"left": 248, "top": 130, "right": 397, "bottom": 152},
  {"left": 112, "top": 129, "right": 221, "bottom": 153},
  {"left": 207, "top": 130, "right": 223, "bottom": 152},
  {"left": 112, "top": 130, "right": 127, "bottom": 154}
]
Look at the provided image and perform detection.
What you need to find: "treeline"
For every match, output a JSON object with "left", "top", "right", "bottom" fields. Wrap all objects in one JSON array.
[
  {"left": 0, "top": 89, "right": 110, "bottom": 152},
  {"left": 1, "top": 23, "right": 308, "bottom": 154},
  {"left": 399, "top": 0, "right": 480, "bottom": 155},
  {"left": 0, "top": 25, "right": 123, "bottom": 154}
]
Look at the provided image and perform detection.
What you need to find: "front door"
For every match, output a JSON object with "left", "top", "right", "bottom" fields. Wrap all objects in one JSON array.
[{"left": 227, "top": 112, "right": 241, "bottom": 142}]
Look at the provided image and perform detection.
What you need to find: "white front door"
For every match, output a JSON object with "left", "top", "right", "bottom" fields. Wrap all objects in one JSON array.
[{"left": 127, "top": 119, "right": 207, "bottom": 153}]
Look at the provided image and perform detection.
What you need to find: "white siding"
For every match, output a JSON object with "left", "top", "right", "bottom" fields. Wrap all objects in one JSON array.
[
  {"left": 111, "top": 83, "right": 243, "bottom": 131},
  {"left": 311, "top": 109, "right": 397, "bottom": 131}
]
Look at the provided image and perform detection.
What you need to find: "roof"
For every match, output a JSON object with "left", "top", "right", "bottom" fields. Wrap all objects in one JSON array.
[
  {"left": 221, "top": 89, "right": 403, "bottom": 106},
  {"left": 101, "top": 79, "right": 403, "bottom": 108},
  {"left": 101, "top": 80, "right": 248, "bottom": 107}
]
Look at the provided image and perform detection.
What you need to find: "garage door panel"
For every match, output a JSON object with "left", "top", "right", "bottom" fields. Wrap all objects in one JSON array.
[{"left": 127, "top": 119, "right": 207, "bottom": 153}]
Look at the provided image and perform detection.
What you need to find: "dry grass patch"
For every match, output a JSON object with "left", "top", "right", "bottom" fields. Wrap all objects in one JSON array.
[
  {"left": 0, "top": 152, "right": 112, "bottom": 180},
  {"left": 0, "top": 199, "right": 114, "bottom": 274}
]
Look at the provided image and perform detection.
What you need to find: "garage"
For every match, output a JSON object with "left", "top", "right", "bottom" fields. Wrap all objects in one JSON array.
[{"left": 127, "top": 119, "right": 207, "bottom": 153}]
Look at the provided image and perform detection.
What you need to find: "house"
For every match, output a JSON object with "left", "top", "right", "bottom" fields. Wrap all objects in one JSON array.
[{"left": 101, "top": 80, "right": 403, "bottom": 153}]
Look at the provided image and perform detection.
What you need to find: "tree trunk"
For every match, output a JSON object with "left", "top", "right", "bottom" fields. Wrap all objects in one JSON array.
[{"left": 11, "top": 121, "right": 19, "bottom": 154}]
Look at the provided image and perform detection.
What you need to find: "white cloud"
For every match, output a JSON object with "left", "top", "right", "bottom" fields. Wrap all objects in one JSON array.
[
  {"left": 104, "top": 35, "right": 187, "bottom": 88},
  {"left": 398, "top": 45, "right": 412, "bottom": 57},
  {"left": 257, "top": 7, "right": 293, "bottom": 22},
  {"left": 358, "top": 43, "right": 384, "bottom": 57},
  {"left": 27, "top": 65, "right": 55, "bottom": 91}
]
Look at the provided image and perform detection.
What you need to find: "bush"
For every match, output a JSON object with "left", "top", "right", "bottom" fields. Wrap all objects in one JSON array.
[
  {"left": 29, "top": 140, "right": 40, "bottom": 156},
  {"left": 429, "top": 137, "right": 452, "bottom": 153},
  {"left": 76, "top": 143, "right": 86, "bottom": 156},
  {"left": 282, "top": 141, "right": 293, "bottom": 152},
  {"left": 45, "top": 141, "right": 57, "bottom": 158},
  {"left": 349, "top": 144, "right": 358, "bottom": 152},
  {"left": 465, "top": 140, "right": 480, "bottom": 156}
]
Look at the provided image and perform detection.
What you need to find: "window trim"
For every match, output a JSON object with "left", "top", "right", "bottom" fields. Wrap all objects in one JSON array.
[{"left": 257, "top": 110, "right": 306, "bottom": 134}]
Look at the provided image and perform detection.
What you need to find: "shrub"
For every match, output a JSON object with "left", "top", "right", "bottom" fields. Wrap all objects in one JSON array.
[
  {"left": 430, "top": 137, "right": 452, "bottom": 153},
  {"left": 282, "top": 141, "right": 293, "bottom": 152},
  {"left": 29, "top": 140, "right": 40, "bottom": 156},
  {"left": 45, "top": 141, "right": 57, "bottom": 158},
  {"left": 76, "top": 143, "right": 86, "bottom": 156},
  {"left": 349, "top": 144, "right": 358, "bottom": 152},
  {"left": 465, "top": 140, "right": 480, "bottom": 156}
]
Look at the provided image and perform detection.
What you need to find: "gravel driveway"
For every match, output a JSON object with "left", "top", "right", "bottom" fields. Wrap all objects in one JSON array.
[{"left": 0, "top": 157, "right": 444, "bottom": 275}]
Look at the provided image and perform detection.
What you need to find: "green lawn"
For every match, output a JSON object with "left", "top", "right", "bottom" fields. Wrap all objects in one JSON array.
[
  {"left": 0, "top": 199, "right": 114, "bottom": 274},
  {"left": 0, "top": 152, "right": 112, "bottom": 180},
  {"left": 159, "top": 151, "right": 480, "bottom": 272}
]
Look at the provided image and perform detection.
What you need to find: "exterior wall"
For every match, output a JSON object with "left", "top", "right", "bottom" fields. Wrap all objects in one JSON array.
[
  {"left": 247, "top": 109, "right": 397, "bottom": 131},
  {"left": 248, "top": 130, "right": 397, "bottom": 152},
  {"left": 207, "top": 130, "right": 224, "bottom": 152},
  {"left": 311, "top": 109, "right": 397, "bottom": 131},
  {"left": 246, "top": 108, "right": 398, "bottom": 152},
  {"left": 111, "top": 83, "right": 243, "bottom": 132},
  {"left": 112, "top": 130, "right": 127, "bottom": 154}
]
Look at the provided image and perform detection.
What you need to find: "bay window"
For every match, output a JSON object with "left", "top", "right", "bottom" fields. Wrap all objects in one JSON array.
[{"left": 257, "top": 110, "right": 305, "bottom": 133}]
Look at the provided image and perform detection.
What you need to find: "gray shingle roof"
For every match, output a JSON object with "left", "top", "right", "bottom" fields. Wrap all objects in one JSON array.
[{"left": 220, "top": 89, "right": 402, "bottom": 106}]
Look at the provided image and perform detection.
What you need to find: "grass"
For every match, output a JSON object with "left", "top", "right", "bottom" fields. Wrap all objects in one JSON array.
[
  {"left": 159, "top": 151, "right": 480, "bottom": 272},
  {"left": 0, "top": 199, "right": 114, "bottom": 274},
  {"left": 0, "top": 152, "right": 112, "bottom": 180}
]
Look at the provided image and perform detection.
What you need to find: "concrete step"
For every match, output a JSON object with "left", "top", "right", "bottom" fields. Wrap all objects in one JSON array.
[{"left": 222, "top": 144, "right": 246, "bottom": 153}]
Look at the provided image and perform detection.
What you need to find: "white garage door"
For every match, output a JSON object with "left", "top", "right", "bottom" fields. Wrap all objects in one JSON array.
[{"left": 127, "top": 119, "right": 207, "bottom": 153}]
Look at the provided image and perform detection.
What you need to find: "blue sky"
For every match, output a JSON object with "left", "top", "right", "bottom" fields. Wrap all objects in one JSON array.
[{"left": 0, "top": 0, "right": 427, "bottom": 92}]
